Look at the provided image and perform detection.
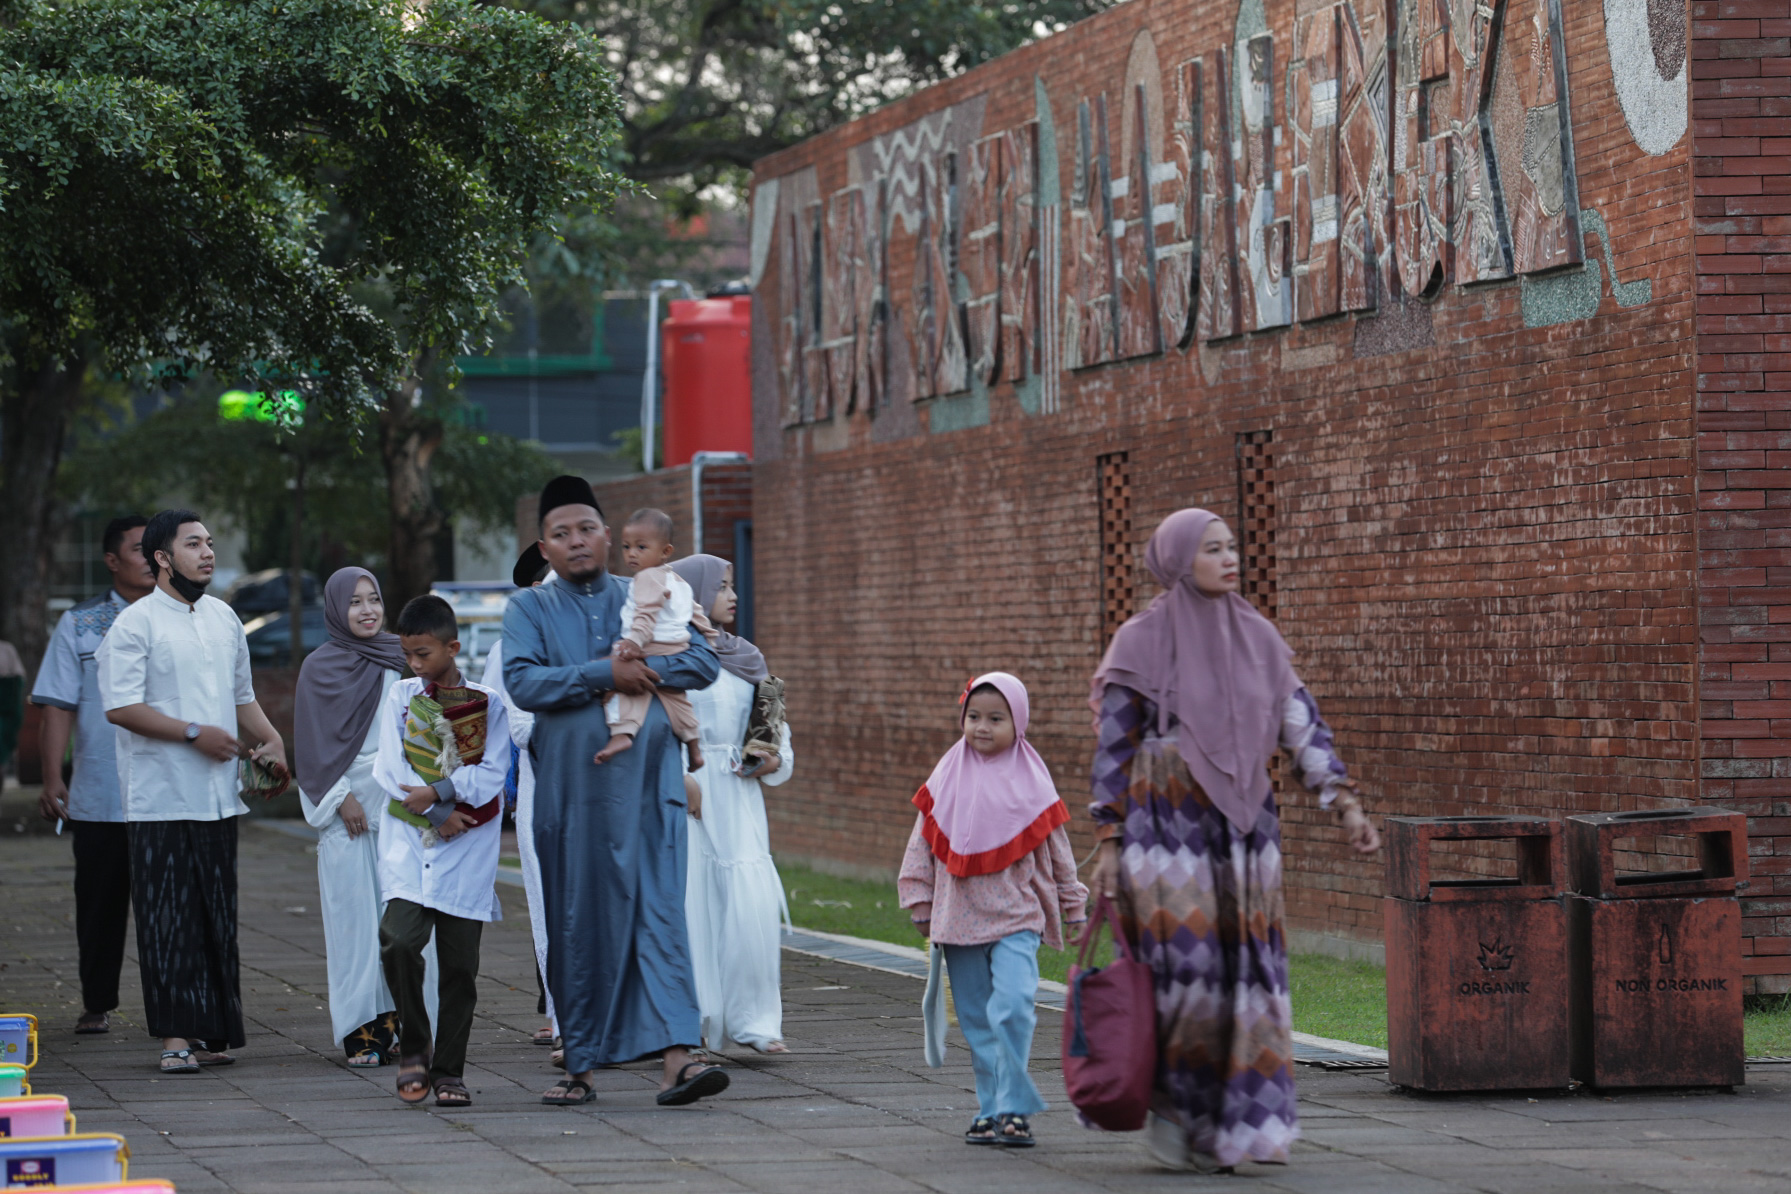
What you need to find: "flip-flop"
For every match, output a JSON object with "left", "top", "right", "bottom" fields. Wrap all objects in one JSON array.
[
  {"left": 996, "top": 1113, "right": 1035, "bottom": 1148},
  {"left": 346, "top": 1050, "right": 383, "bottom": 1069},
  {"left": 433, "top": 1077, "right": 471, "bottom": 1106},
  {"left": 965, "top": 1117, "right": 999, "bottom": 1146},
  {"left": 75, "top": 1012, "right": 109, "bottom": 1035},
  {"left": 532, "top": 1026, "right": 555, "bottom": 1046},
  {"left": 541, "top": 1077, "right": 595, "bottom": 1105},
  {"left": 656, "top": 1061, "right": 729, "bottom": 1106},
  {"left": 194, "top": 1050, "right": 234, "bottom": 1067},
  {"left": 159, "top": 1049, "right": 200, "bottom": 1074},
  {"left": 395, "top": 1056, "right": 431, "bottom": 1104}
]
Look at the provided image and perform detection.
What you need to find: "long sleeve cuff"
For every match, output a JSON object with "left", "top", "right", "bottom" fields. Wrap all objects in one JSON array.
[
  {"left": 580, "top": 658, "right": 614, "bottom": 694},
  {"left": 423, "top": 783, "right": 457, "bottom": 827}
]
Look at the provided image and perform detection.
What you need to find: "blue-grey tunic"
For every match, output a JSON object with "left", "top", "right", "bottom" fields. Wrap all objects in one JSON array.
[{"left": 503, "top": 573, "right": 719, "bottom": 1072}]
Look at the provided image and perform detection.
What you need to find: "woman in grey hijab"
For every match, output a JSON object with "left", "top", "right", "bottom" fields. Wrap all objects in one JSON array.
[
  {"left": 294, "top": 568, "right": 434, "bottom": 1064},
  {"left": 668, "top": 554, "right": 792, "bottom": 1054}
]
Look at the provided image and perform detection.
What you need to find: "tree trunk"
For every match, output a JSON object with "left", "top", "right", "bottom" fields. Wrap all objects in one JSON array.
[
  {"left": 0, "top": 360, "right": 81, "bottom": 680},
  {"left": 379, "top": 355, "right": 444, "bottom": 617}
]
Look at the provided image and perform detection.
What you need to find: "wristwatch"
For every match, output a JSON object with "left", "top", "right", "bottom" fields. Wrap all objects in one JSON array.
[{"left": 184, "top": 722, "right": 201, "bottom": 742}]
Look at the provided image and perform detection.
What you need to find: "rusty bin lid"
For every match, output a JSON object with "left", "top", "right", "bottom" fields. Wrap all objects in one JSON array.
[
  {"left": 1565, "top": 807, "right": 1749, "bottom": 900},
  {"left": 1386, "top": 816, "right": 1564, "bottom": 903}
]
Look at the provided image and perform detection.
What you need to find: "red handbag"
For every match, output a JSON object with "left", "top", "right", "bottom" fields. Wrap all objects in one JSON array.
[{"left": 1062, "top": 894, "right": 1158, "bottom": 1131}]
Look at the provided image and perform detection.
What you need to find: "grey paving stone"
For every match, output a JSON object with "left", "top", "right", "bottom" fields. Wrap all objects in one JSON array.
[{"left": 7, "top": 821, "right": 1791, "bottom": 1193}]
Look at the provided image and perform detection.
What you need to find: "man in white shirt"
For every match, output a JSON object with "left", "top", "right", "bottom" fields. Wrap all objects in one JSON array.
[
  {"left": 97, "top": 509, "right": 286, "bottom": 1074},
  {"left": 30, "top": 514, "right": 154, "bottom": 1035}
]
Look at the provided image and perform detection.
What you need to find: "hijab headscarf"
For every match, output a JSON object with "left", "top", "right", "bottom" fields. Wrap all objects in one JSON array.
[
  {"left": 1090, "top": 508, "right": 1300, "bottom": 833},
  {"left": 913, "top": 671, "right": 1069, "bottom": 876},
  {"left": 294, "top": 567, "right": 406, "bottom": 803},
  {"left": 669, "top": 554, "right": 769, "bottom": 684}
]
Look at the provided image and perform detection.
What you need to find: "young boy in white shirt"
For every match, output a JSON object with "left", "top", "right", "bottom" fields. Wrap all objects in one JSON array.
[{"left": 374, "top": 595, "right": 510, "bottom": 1107}]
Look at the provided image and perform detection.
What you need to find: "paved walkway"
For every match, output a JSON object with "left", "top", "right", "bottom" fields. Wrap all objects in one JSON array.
[{"left": 3, "top": 811, "right": 1791, "bottom": 1192}]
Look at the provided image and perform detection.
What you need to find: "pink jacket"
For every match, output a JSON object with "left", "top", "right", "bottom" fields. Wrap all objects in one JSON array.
[{"left": 898, "top": 813, "right": 1089, "bottom": 948}]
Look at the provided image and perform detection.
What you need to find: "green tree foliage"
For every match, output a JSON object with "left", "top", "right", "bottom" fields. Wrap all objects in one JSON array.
[
  {"left": 63, "top": 389, "right": 558, "bottom": 579},
  {"left": 515, "top": 0, "right": 1110, "bottom": 200},
  {"left": 0, "top": 0, "right": 625, "bottom": 667}
]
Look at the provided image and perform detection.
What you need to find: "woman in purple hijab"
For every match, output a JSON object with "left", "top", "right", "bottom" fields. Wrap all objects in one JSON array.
[{"left": 1087, "top": 509, "right": 1379, "bottom": 1173}]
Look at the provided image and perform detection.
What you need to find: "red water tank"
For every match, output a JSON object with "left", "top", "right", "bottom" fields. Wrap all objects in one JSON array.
[{"left": 661, "top": 296, "right": 752, "bottom": 467}]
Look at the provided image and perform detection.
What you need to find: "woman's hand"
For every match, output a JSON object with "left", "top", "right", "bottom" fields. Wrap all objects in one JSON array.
[
  {"left": 737, "top": 751, "right": 779, "bottom": 778},
  {"left": 339, "top": 793, "right": 368, "bottom": 839},
  {"left": 1091, "top": 839, "right": 1121, "bottom": 900},
  {"left": 1342, "top": 807, "right": 1380, "bottom": 854},
  {"left": 1064, "top": 920, "right": 1087, "bottom": 947},
  {"left": 1332, "top": 780, "right": 1380, "bottom": 853}
]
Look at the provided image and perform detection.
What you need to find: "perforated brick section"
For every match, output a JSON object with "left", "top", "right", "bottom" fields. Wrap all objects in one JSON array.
[
  {"left": 1236, "top": 430, "right": 1278, "bottom": 621},
  {"left": 1099, "top": 452, "right": 1135, "bottom": 644}
]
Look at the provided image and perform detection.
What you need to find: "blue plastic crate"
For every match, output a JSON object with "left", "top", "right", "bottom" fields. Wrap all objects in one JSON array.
[
  {"left": 0, "top": 1133, "right": 129, "bottom": 1187},
  {"left": 0, "top": 1020, "right": 35, "bottom": 1071}
]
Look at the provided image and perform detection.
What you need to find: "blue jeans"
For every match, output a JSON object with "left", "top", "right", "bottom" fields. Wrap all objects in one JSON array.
[{"left": 942, "top": 930, "right": 1047, "bottom": 1118}]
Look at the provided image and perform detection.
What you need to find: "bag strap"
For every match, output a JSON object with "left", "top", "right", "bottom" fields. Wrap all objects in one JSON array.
[{"left": 1076, "top": 892, "right": 1136, "bottom": 969}]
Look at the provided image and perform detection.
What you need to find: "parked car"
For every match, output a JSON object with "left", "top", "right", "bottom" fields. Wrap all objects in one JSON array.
[
  {"left": 432, "top": 581, "right": 517, "bottom": 678},
  {"left": 227, "top": 568, "right": 319, "bottom": 617},
  {"left": 243, "top": 606, "right": 329, "bottom": 665}
]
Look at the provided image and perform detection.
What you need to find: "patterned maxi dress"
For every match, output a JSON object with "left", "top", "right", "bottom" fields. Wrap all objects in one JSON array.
[{"left": 1090, "top": 682, "right": 1348, "bottom": 1167}]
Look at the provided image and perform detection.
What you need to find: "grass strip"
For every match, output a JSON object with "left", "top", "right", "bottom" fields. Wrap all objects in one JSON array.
[{"left": 732, "top": 862, "right": 1790, "bottom": 1055}]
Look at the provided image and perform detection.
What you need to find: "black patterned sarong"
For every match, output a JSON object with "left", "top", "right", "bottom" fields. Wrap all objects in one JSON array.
[{"left": 128, "top": 817, "right": 244, "bottom": 1048}]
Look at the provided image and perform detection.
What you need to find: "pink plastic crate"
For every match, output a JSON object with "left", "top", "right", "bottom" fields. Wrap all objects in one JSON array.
[{"left": 0, "top": 1095, "right": 72, "bottom": 1139}]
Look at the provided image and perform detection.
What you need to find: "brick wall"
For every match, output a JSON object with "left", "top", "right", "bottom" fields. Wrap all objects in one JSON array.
[
  {"left": 1693, "top": 0, "right": 1791, "bottom": 991},
  {"left": 749, "top": 0, "right": 1711, "bottom": 957}
]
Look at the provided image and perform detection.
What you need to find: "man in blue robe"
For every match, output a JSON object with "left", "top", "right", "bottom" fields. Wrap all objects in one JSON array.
[{"left": 503, "top": 476, "right": 727, "bottom": 1106}]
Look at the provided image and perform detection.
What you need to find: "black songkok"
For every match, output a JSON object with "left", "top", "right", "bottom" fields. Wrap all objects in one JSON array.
[
  {"left": 512, "top": 543, "right": 549, "bottom": 589},
  {"left": 537, "top": 475, "right": 601, "bottom": 527}
]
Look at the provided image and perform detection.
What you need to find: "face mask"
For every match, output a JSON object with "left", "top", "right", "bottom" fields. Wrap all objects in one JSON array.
[{"left": 168, "top": 567, "right": 210, "bottom": 603}]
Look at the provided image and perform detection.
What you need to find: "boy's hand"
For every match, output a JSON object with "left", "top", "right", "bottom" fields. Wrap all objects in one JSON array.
[
  {"left": 611, "top": 639, "right": 645, "bottom": 662},
  {"left": 401, "top": 784, "right": 439, "bottom": 816},
  {"left": 436, "top": 807, "right": 477, "bottom": 840},
  {"left": 914, "top": 919, "right": 930, "bottom": 941}
]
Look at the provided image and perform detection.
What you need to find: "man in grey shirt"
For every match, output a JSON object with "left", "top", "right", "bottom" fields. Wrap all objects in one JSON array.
[{"left": 31, "top": 515, "right": 153, "bottom": 1034}]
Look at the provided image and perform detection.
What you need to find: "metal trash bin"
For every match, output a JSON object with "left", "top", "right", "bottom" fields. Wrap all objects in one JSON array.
[
  {"left": 1385, "top": 815, "right": 1569, "bottom": 1091},
  {"left": 1566, "top": 808, "right": 1747, "bottom": 1088}
]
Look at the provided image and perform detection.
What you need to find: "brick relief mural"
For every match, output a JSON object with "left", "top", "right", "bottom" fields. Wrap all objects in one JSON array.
[{"left": 755, "top": 0, "right": 1661, "bottom": 426}]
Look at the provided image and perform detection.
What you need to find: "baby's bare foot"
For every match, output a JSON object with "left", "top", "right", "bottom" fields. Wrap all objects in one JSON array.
[{"left": 593, "top": 734, "right": 634, "bottom": 765}]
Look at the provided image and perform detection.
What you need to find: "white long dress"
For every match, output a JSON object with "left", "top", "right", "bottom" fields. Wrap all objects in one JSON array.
[
  {"left": 481, "top": 643, "right": 553, "bottom": 1026},
  {"left": 684, "top": 669, "right": 794, "bottom": 1050},
  {"left": 301, "top": 669, "right": 436, "bottom": 1047}
]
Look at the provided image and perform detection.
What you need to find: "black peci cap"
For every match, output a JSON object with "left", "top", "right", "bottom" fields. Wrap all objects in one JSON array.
[
  {"left": 537, "top": 475, "right": 602, "bottom": 527},
  {"left": 512, "top": 543, "right": 549, "bottom": 589}
]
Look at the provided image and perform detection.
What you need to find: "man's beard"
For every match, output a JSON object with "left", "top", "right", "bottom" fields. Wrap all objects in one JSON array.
[
  {"left": 560, "top": 561, "right": 602, "bottom": 584},
  {"left": 168, "top": 566, "right": 210, "bottom": 603}
]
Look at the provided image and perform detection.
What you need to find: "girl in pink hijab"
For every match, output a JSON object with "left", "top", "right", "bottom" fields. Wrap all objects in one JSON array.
[
  {"left": 898, "top": 671, "right": 1089, "bottom": 1149},
  {"left": 1087, "top": 508, "right": 1378, "bottom": 1174}
]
